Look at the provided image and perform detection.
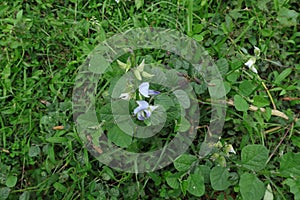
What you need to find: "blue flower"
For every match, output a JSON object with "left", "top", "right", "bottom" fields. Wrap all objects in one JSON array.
[
  {"left": 139, "top": 82, "right": 160, "bottom": 98},
  {"left": 134, "top": 100, "right": 158, "bottom": 121}
]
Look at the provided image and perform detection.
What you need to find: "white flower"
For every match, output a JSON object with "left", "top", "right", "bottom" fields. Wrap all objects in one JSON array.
[
  {"left": 254, "top": 46, "right": 260, "bottom": 56},
  {"left": 115, "top": 0, "right": 120, "bottom": 3},
  {"left": 134, "top": 100, "right": 158, "bottom": 120},
  {"left": 245, "top": 57, "right": 258, "bottom": 74},
  {"left": 119, "top": 93, "right": 130, "bottom": 100},
  {"left": 138, "top": 82, "right": 160, "bottom": 98},
  {"left": 225, "top": 144, "right": 236, "bottom": 155}
]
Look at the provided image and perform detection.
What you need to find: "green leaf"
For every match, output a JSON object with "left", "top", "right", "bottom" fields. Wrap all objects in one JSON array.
[
  {"left": 208, "top": 79, "right": 226, "bottom": 99},
  {"left": 216, "top": 58, "right": 229, "bottom": 76},
  {"left": 279, "top": 152, "right": 300, "bottom": 178},
  {"left": 16, "top": 10, "right": 23, "bottom": 21},
  {"left": 19, "top": 191, "right": 30, "bottom": 200},
  {"left": 239, "top": 173, "right": 265, "bottom": 200},
  {"left": 283, "top": 178, "right": 300, "bottom": 200},
  {"left": 155, "top": 94, "right": 174, "bottom": 110},
  {"left": 5, "top": 175, "right": 17, "bottom": 188},
  {"left": 187, "top": 172, "right": 205, "bottom": 197},
  {"left": 291, "top": 136, "right": 300, "bottom": 148},
  {"left": 253, "top": 95, "right": 270, "bottom": 107},
  {"left": 192, "top": 34, "right": 203, "bottom": 42},
  {"left": 0, "top": 187, "right": 10, "bottom": 200},
  {"left": 166, "top": 173, "right": 180, "bottom": 189},
  {"left": 274, "top": 68, "right": 292, "bottom": 84},
  {"left": 28, "top": 145, "right": 41, "bottom": 157},
  {"left": 239, "top": 80, "right": 256, "bottom": 97},
  {"left": 234, "top": 95, "right": 249, "bottom": 112},
  {"left": 174, "top": 154, "right": 197, "bottom": 172},
  {"left": 165, "top": 70, "right": 179, "bottom": 87},
  {"left": 277, "top": 7, "right": 299, "bottom": 27},
  {"left": 46, "top": 137, "right": 68, "bottom": 143},
  {"left": 177, "top": 117, "right": 191, "bottom": 132},
  {"left": 135, "top": 0, "right": 144, "bottom": 9},
  {"left": 180, "top": 180, "right": 188, "bottom": 196},
  {"left": 197, "top": 165, "right": 211, "bottom": 183},
  {"left": 173, "top": 90, "right": 190, "bottom": 109},
  {"left": 210, "top": 166, "right": 231, "bottom": 190},
  {"left": 241, "top": 144, "right": 269, "bottom": 171},
  {"left": 53, "top": 182, "right": 67, "bottom": 193},
  {"left": 89, "top": 54, "right": 109, "bottom": 74},
  {"left": 107, "top": 126, "right": 132, "bottom": 148},
  {"left": 263, "top": 184, "right": 274, "bottom": 200}
]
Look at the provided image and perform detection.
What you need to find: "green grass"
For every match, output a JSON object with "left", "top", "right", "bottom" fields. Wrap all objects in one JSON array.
[{"left": 0, "top": 0, "right": 299, "bottom": 199}]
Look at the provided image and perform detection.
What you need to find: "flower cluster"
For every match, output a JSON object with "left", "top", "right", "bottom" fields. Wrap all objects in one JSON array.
[
  {"left": 120, "top": 82, "right": 160, "bottom": 121},
  {"left": 244, "top": 46, "right": 260, "bottom": 74},
  {"left": 134, "top": 82, "right": 160, "bottom": 121}
]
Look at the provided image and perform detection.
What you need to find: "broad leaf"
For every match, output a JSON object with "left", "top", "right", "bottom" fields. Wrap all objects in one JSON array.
[
  {"left": 210, "top": 166, "right": 231, "bottom": 190},
  {"left": 5, "top": 176, "right": 17, "bottom": 188},
  {"left": 187, "top": 172, "right": 205, "bottom": 197},
  {"left": 283, "top": 178, "right": 300, "bottom": 200},
  {"left": 174, "top": 154, "right": 197, "bottom": 172},
  {"left": 234, "top": 95, "right": 249, "bottom": 112},
  {"left": 239, "top": 173, "right": 265, "bottom": 200},
  {"left": 241, "top": 144, "right": 269, "bottom": 171},
  {"left": 107, "top": 126, "right": 132, "bottom": 148},
  {"left": 279, "top": 152, "right": 300, "bottom": 178}
]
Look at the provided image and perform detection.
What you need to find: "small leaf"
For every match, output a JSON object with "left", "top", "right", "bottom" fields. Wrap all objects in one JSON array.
[
  {"left": 173, "top": 90, "right": 190, "bottom": 109},
  {"left": 134, "top": 69, "right": 142, "bottom": 80},
  {"left": 274, "top": 68, "right": 292, "bottom": 84},
  {"left": 187, "top": 172, "right": 205, "bottom": 197},
  {"left": 155, "top": 94, "right": 174, "bottom": 110},
  {"left": 53, "top": 182, "right": 67, "bottom": 193},
  {"left": 136, "top": 59, "right": 145, "bottom": 72},
  {"left": 253, "top": 95, "right": 270, "bottom": 107},
  {"left": 46, "top": 137, "right": 68, "bottom": 143},
  {"left": 0, "top": 187, "right": 10, "bottom": 200},
  {"left": 16, "top": 10, "right": 23, "bottom": 21},
  {"left": 5, "top": 176, "right": 17, "bottom": 188},
  {"left": 234, "top": 95, "right": 249, "bottom": 112},
  {"left": 241, "top": 144, "right": 269, "bottom": 171},
  {"left": 263, "top": 184, "right": 274, "bottom": 200},
  {"left": 279, "top": 152, "right": 300, "bottom": 178},
  {"left": 135, "top": 0, "right": 144, "bottom": 9},
  {"left": 29, "top": 145, "right": 41, "bottom": 157},
  {"left": 174, "top": 154, "right": 197, "bottom": 172},
  {"left": 283, "top": 178, "right": 300, "bottom": 200},
  {"left": 89, "top": 54, "right": 109, "bottom": 74},
  {"left": 277, "top": 7, "right": 299, "bottom": 27},
  {"left": 177, "top": 117, "right": 191, "bottom": 132},
  {"left": 239, "top": 80, "right": 256, "bottom": 97},
  {"left": 19, "top": 191, "right": 30, "bottom": 200},
  {"left": 107, "top": 126, "right": 132, "bottom": 148},
  {"left": 166, "top": 173, "right": 180, "bottom": 189},
  {"left": 216, "top": 58, "right": 229, "bottom": 76},
  {"left": 193, "top": 34, "right": 203, "bottom": 41},
  {"left": 239, "top": 173, "right": 265, "bottom": 200},
  {"left": 210, "top": 166, "right": 231, "bottom": 190}
]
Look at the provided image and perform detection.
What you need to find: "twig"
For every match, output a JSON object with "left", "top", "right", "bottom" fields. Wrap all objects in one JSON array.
[
  {"left": 261, "top": 81, "right": 277, "bottom": 110},
  {"left": 227, "top": 99, "right": 289, "bottom": 120},
  {"left": 266, "top": 123, "right": 293, "bottom": 164}
]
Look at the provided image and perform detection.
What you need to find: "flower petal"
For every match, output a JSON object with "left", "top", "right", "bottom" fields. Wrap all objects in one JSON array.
[
  {"left": 254, "top": 46, "right": 260, "bottom": 56},
  {"left": 134, "top": 100, "right": 149, "bottom": 115},
  {"left": 139, "top": 82, "right": 150, "bottom": 97},
  {"left": 245, "top": 57, "right": 256, "bottom": 68},
  {"left": 148, "top": 89, "right": 160, "bottom": 96},
  {"left": 149, "top": 105, "right": 158, "bottom": 112},
  {"left": 137, "top": 109, "right": 151, "bottom": 120},
  {"left": 119, "top": 93, "right": 130, "bottom": 100}
]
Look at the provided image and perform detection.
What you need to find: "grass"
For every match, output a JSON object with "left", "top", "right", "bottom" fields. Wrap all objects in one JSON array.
[{"left": 0, "top": 0, "right": 299, "bottom": 199}]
